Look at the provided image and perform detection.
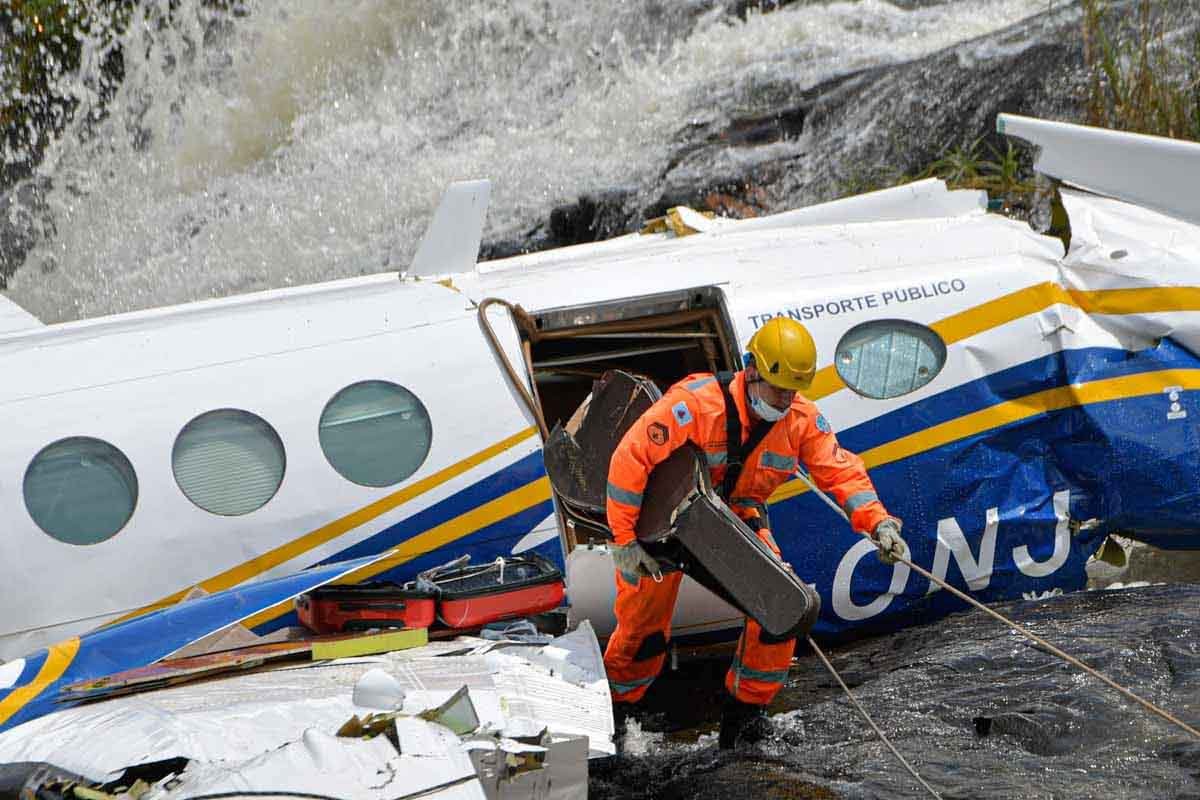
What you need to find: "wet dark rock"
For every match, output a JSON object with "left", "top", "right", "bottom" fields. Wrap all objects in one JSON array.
[
  {"left": 480, "top": 0, "right": 1198, "bottom": 260},
  {"left": 0, "top": 178, "right": 52, "bottom": 290},
  {"left": 549, "top": 188, "right": 641, "bottom": 246},
  {"left": 597, "top": 583, "right": 1200, "bottom": 799}
]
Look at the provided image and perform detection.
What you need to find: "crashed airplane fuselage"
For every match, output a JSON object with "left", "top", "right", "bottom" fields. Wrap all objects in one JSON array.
[{"left": 1, "top": 116, "right": 1199, "bottom": 725}]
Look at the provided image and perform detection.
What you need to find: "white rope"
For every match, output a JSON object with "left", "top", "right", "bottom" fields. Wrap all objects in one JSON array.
[
  {"left": 806, "top": 634, "right": 943, "bottom": 799},
  {"left": 791, "top": 470, "right": 1200, "bottom": 742}
]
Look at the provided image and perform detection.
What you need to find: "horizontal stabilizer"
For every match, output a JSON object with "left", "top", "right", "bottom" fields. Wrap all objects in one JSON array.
[
  {"left": 0, "top": 294, "right": 42, "bottom": 334},
  {"left": 724, "top": 178, "right": 986, "bottom": 234},
  {"left": 408, "top": 179, "right": 491, "bottom": 277},
  {"left": 998, "top": 113, "right": 1200, "bottom": 226}
]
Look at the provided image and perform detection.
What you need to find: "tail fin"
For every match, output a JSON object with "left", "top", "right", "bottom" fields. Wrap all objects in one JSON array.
[
  {"left": 0, "top": 294, "right": 42, "bottom": 334},
  {"left": 407, "top": 179, "right": 491, "bottom": 278}
]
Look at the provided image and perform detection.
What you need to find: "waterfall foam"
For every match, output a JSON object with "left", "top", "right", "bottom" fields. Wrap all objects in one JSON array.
[{"left": 5, "top": 0, "right": 1064, "bottom": 323}]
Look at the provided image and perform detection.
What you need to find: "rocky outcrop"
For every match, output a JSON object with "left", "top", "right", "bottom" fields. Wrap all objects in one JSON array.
[
  {"left": 592, "top": 582, "right": 1200, "bottom": 799},
  {"left": 483, "top": 0, "right": 1197, "bottom": 259}
]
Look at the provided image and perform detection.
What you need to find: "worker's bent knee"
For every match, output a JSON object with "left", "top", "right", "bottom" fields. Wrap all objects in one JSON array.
[{"left": 633, "top": 630, "right": 669, "bottom": 661}]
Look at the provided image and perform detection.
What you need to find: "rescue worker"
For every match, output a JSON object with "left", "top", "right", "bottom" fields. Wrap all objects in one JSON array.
[{"left": 603, "top": 316, "right": 908, "bottom": 749}]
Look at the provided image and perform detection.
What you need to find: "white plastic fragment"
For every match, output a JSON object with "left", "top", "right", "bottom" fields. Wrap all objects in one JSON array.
[{"left": 352, "top": 667, "right": 406, "bottom": 711}]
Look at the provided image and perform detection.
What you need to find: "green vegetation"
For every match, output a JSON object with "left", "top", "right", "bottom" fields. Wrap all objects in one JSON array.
[
  {"left": 835, "top": 1, "right": 1197, "bottom": 243},
  {"left": 1, "top": 0, "right": 244, "bottom": 186},
  {"left": 1082, "top": 0, "right": 1200, "bottom": 141},
  {"left": 837, "top": 138, "right": 1038, "bottom": 208}
]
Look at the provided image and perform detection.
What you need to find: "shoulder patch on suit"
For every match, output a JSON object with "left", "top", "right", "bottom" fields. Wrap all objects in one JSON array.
[
  {"left": 815, "top": 414, "right": 832, "bottom": 433},
  {"left": 648, "top": 422, "right": 669, "bottom": 445},
  {"left": 672, "top": 401, "right": 693, "bottom": 426}
]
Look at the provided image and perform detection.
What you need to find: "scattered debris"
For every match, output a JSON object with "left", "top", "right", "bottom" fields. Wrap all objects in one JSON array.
[{"left": 0, "top": 623, "right": 612, "bottom": 800}]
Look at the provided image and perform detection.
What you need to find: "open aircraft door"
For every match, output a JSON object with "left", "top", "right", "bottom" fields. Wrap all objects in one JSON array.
[{"left": 479, "top": 287, "right": 802, "bottom": 640}]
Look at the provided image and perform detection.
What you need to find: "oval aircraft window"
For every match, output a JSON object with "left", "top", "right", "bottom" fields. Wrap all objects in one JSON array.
[
  {"left": 173, "top": 409, "right": 286, "bottom": 516},
  {"left": 24, "top": 437, "right": 138, "bottom": 545},
  {"left": 835, "top": 320, "right": 947, "bottom": 400},
  {"left": 319, "top": 380, "right": 433, "bottom": 488}
]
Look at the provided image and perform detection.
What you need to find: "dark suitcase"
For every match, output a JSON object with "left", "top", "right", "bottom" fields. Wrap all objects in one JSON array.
[{"left": 637, "top": 445, "right": 821, "bottom": 640}]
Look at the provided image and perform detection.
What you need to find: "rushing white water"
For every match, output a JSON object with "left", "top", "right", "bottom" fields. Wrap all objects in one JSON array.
[{"left": 5, "top": 0, "right": 1065, "bottom": 323}]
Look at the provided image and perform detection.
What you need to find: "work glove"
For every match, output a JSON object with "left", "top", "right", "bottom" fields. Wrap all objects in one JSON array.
[
  {"left": 611, "top": 540, "right": 663, "bottom": 584},
  {"left": 872, "top": 518, "right": 909, "bottom": 565}
]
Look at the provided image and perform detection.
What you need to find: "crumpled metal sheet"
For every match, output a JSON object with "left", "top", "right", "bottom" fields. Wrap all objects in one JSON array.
[
  {"left": 154, "top": 727, "right": 483, "bottom": 800},
  {"left": 0, "top": 624, "right": 611, "bottom": 798}
]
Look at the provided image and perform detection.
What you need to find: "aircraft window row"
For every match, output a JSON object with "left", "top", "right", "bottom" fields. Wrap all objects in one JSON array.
[
  {"left": 835, "top": 319, "right": 947, "bottom": 400},
  {"left": 22, "top": 380, "right": 434, "bottom": 545}
]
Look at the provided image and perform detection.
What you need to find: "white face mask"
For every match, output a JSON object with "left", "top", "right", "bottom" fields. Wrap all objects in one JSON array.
[{"left": 749, "top": 393, "right": 787, "bottom": 422}]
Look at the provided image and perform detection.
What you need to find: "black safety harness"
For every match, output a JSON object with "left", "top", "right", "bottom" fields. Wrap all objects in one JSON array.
[
  {"left": 716, "top": 371, "right": 777, "bottom": 525},
  {"left": 716, "top": 371, "right": 795, "bottom": 645}
]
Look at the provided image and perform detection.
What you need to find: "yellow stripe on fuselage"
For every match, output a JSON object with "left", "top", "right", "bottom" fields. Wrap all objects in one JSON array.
[
  {"left": 772, "top": 368, "right": 1200, "bottom": 505},
  {"left": 238, "top": 476, "right": 553, "bottom": 630},
  {"left": 111, "top": 427, "right": 539, "bottom": 626},
  {"left": 0, "top": 637, "right": 79, "bottom": 728},
  {"left": 109, "top": 284, "right": 1200, "bottom": 626},
  {"left": 804, "top": 283, "right": 1200, "bottom": 401}
]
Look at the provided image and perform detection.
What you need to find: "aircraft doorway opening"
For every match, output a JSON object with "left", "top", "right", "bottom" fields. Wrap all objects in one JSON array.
[
  {"left": 524, "top": 287, "right": 740, "bottom": 434},
  {"left": 520, "top": 288, "right": 741, "bottom": 548}
]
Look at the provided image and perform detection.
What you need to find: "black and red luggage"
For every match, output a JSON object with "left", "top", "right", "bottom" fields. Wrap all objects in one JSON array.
[
  {"left": 296, "top": 582, "right": 436, "bottom": 634},
  {"left": 296, "top": 555, "right": 565, "bottom": 635},
  {"left": 422, "top": 554, "right": 565, "bottom": 629}
]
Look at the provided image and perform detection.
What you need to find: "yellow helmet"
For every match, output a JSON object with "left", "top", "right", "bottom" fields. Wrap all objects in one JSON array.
[{"left": 746, "top": 317, "right": 817, "bottom": 391}]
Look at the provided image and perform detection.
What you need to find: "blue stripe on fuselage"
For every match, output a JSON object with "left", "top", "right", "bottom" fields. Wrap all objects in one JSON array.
[
  {"left": 315, "top": 449, "right": 549, "bottom": 566},
  {"left": 838, "top": 339, "right": 1197, "bottom": 454}
]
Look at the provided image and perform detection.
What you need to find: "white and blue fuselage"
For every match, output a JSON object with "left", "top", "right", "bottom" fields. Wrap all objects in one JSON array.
[{"left": 1, "top": 116, "right": 1199, "bottom": 733}]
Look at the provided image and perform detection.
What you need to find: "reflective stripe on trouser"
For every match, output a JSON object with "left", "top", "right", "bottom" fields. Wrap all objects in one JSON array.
[
  {"left": 724, "top": 540, "right": 796, "bottom": 704},
  {"left": 725, "top": 614, "right": 796, "bottom": 705},
  {"left": 603, "top": 570, "right": 684, "bottom": 703}
]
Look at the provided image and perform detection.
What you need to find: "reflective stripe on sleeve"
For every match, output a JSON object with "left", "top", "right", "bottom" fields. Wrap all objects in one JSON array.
[
  {"left": 759, "top": 450, "right": 795, "bottom": 470},
  {"left": 844, "top": 490, "right": 879, "bottom": 514},
  {"left": 685, "top": 377, "right": 716, "bottom": 392},
  {"left": 706, "top": 450, "right": 728, "bottom": 466},
  {"left": 607, "top": 481, "right": 644, "bottom": 508}
]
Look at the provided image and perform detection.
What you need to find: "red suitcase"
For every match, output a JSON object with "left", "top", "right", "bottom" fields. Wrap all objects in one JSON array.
[
  {"left": 296, "top": 582, "right": 436, "bottom": 634},
  {"left": 430, "top": 555, "right": 565, "bottom": 629}
]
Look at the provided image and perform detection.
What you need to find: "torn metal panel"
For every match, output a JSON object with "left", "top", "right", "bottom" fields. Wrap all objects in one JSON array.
[
  {"left": 152, "top": 728, "right": 485, "bottom": 800},
  {"left": 467, "top": 733, "right": 588, "bottom": 800},
  {"left": 0, "top": 625, "right": 613, "bottom": 791}
]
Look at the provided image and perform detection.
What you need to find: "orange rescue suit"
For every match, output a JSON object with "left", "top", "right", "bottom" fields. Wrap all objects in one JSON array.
[{"left": 603, "top": 370, "right": 891, "bottom": 706}]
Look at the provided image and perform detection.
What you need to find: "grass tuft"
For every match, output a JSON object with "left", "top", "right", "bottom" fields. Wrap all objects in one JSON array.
[{"left": 1082, "top": 0, "right": 1200, "bottom": 142}]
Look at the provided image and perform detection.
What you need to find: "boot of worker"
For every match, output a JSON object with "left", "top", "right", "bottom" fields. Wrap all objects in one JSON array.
[{"left": 718, "top": 695, "right": 773, "bottom": 749}]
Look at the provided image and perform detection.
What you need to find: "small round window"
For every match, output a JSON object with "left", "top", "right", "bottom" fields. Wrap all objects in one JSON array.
[
  {"left": 319, "top": 380, "right": 432, "bottom": 487},
  {"left": 835, "top": 319, "right": 947, "bottom": 400},
  {"left": 24, "top": 437, "right": 138, "bottom": 545},
  {"left": 173, "top": 409, "right": 286, "bottom": 516}
]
